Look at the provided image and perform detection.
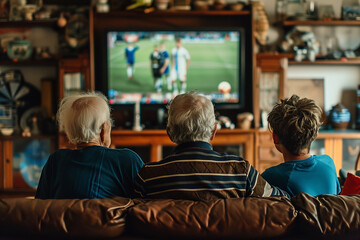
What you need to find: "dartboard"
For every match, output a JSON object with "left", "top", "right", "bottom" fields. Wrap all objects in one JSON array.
[{"left": 0, "top": 70, "right": 29, "bottom": 104}]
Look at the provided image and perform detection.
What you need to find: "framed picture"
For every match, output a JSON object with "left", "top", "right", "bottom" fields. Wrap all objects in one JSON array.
[
  {"left": 287, "top": 78, "right": 324, "bottom": 109},
  {"left": 318, "top": 5, "right": 335, "bottom": 20}
]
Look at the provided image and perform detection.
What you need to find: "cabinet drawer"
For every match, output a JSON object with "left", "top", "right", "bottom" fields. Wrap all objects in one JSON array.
[
  {"left": 259, "top": 146, "right": 283, "bottom": 161},
  {"left": 259, "top": 132, "right": 273, "bottom": 144}
]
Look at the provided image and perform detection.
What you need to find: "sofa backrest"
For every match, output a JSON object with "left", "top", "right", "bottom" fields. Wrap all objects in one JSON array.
[
  {"left": 0, "top": 197, "right": 132, "bottom": 238},
  {"left": 127, "top": 196, "right": 297, "bottom": 239},
  {"left": 292, "top": 193, "right": 360, "bottom": 239}
]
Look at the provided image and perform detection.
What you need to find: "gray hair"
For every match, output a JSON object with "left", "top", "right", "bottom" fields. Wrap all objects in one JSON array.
[
  {"left": 167, "top": 91, "right": 216, "bottom": 144},
  {"left": 57, "top": 92, "right": 111, "bottom": 145}
]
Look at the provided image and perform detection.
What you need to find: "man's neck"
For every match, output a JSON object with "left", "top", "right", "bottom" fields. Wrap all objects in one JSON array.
[{"left": 75, "top": 142, "right": 101, "bottom": 149}]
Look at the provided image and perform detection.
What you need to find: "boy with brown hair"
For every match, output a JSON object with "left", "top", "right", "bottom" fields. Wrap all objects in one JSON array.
[{"left": 261, "top": 95, "right": 340, "bottom": 197}]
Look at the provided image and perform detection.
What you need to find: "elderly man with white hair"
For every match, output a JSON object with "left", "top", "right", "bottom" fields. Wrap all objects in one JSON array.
[
  {"left": 36, "top": 92, "right": 144, "bottom": 199},
  {"left": 135, "top": 91, "right": 289, "bottom": 200}
]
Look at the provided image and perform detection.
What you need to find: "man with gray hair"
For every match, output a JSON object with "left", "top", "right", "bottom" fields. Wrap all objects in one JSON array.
[
  {"left": 135, "top": 91, "right": 289, "bottom": 201},
  {"left": 36, "top": 92, "right": 144, "bottom": 199}
]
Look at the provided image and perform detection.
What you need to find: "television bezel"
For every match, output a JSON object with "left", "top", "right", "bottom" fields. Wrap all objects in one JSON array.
[{"left": 101, "top": 27, "right": 246, "bottom": 110}]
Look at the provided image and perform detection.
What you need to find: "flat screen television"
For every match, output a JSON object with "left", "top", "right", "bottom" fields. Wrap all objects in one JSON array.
[{"left": 104, "top": 30, "right": 245, "bottom": 107}]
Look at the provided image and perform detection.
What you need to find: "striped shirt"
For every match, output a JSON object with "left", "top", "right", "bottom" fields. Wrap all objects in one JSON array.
[{"left": 134, "top": 141, "right": 289, "bottom": 201}]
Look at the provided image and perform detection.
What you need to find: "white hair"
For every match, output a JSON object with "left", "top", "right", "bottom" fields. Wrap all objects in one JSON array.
[
  {"left": 167, "top": 91, "right": 216, "bottom": 144},
  {"left": 57, "top": 92, "right": 111, "bottom": 145}
]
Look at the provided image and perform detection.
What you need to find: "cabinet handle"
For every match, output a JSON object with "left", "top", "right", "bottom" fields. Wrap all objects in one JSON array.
[
  {"left": 270, "top": 149, "right": 277, "bottom": 157},
  {"left": 5, "top": 159, "right": 10, "bottom": 163}
]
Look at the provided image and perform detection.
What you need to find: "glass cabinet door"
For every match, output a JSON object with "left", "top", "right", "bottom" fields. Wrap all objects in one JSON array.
[
  {"left": 259, "top": 72, "right": 280, "bottom": 114},
  {"left": 12, "top": 139, "right": 51, "bottom": 189},
  {"left": 342, "top": 139, "right": 360, "bottom": 172},
  {"left": 310, "top": 139, "right": 325, "bottom": 156}
]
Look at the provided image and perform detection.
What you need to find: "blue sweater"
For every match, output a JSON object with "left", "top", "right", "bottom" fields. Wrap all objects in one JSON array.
[
  {"left": 261, "top": 155, "right": 341, "bottom": 197},
  {"left": 35, "top": 146, "right": 144, "bottom": 199}
]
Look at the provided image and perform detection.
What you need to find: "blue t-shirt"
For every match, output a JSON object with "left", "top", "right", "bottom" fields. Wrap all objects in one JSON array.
[
  {"left": 161, "top": 50, "right": 169, "bottom": 74},
  {"left": 125, "top": 46, "right": 139, "bottom": 65},
  {"left": 261, "top": 155, "right": 340, "bottom": 197},
  {"left": 35, "top": 146, "right": 144, "bottom": 199}
]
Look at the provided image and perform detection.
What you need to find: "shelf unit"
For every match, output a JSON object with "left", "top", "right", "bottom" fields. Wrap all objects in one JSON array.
[
  {"left": 0, "top": 19, "right": 58, "bottom": 28},
  {"left": 0, "top": 15, "right": 92, "bottom": 197},
  {"left": 283, "top": 20, "right": 360, "bottom": 26},
  {"left": 288, "top": 59, "right": 360, "bottom": 65},
  {"left": 281, "top": 20, "right": 360, "bottom": 65},
  {"left": 0, "top": 59, "right": 58, "bottom": 66}
]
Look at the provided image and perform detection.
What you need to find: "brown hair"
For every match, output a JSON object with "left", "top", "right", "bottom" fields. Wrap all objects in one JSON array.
[{"left": 267, "top": 95, "right": 323, "bottom": 155}]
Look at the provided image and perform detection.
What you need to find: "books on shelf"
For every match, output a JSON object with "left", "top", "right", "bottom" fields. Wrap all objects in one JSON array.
[{"left": 63, "top": 72, "right": 84, "bottom": 96}]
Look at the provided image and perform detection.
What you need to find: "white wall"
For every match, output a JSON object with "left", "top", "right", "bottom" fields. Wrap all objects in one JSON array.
[{"left": 258, "top": 0, "right": 360, "bottom": 126}]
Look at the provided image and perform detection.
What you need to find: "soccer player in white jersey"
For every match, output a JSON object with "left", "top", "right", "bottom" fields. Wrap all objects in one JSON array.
[{"left": 170, "top": 38, "right": 190, "bottom": 94}]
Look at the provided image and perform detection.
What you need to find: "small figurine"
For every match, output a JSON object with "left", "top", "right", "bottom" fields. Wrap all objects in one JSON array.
[
  {"left": 31, "top": 116, "right": 40, "bottom": 135},
  {"left": 22, "top": 126, "right": 31, "bottom": 137}
]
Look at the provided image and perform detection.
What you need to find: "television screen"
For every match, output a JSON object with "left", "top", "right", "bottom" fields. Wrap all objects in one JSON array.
[{"left": 106, "top": 30, "right": 244, "bottom": 105}]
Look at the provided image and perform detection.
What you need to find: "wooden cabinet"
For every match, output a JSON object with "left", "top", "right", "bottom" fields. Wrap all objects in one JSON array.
[
  {"left": 58, "top": 54, "right": 92, "bottom": 99},
  {"left": 256, "top": 131, "right": 283, "bottom": 173},
  {"left": 59, "top": 129, "right": 256, "bottom": 165},
  {"left": 254, "top": 53, "right": 289, "bottom": 128},
  {"left": 256, "top": 129, "right": 360, "bottom": 175},
  {"left": 0, "top": 136, "right": 56, "bottom": 197}
]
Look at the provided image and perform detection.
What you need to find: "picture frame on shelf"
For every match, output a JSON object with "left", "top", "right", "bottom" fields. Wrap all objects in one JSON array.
[
  {"left": 318, "top": 5, "right": 335, "bottom": 20},
  {"left": 286, "top": 78, "right": 324, "bottom": 109}
]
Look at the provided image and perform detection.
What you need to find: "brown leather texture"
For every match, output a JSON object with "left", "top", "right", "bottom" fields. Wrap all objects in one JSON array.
[
  {"left": 292, "top": 193, "right": 360, "bottom": 239},
  {"left": 127, "top": 196, "right": 297, "bottom": 239},
  {"left": 1, "top": 194, "right": 360, "bottom": 239},
  {"left": 0, "top": 197, "right": 133, "bottom": 238}
]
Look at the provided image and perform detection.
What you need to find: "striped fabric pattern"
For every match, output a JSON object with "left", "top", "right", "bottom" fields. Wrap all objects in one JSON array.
[{"left": 134, "top": 142, "right": 289, "bottom": 201}]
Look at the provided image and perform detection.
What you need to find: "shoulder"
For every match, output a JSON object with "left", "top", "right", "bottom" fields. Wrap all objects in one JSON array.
[
  {"left": 103, "top": 148, "right": 143, "bottom": 166},
  {"left": 313, "top": 154, "right": 336, "bottom": 167},
  {"left": 49, "top": 148, "right": 71, "bottom": 159},
  {"left": 262, "top": 162, "right": 289, "bottom": 178},
  {"left": 314, "top": 154, "right": 332, "bottom": 161},
  {"left": 104, "top": 147, "right": 141, "bottom": 158},
  {"left": 182, "top": 47, "right": 190, "bottom": 53}
]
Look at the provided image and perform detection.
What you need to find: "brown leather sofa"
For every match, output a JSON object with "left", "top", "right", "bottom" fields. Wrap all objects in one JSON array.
[{"left": 0, "top": 193, "right": 359, "bottom": 239}]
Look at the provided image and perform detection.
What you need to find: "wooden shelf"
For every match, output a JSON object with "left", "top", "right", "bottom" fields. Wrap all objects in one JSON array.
[
  {"left": 0, "top": 19, "right": 58, "bottom": 28},
  {"left": 0, "top": 188, "right": 36, "bottom": 198},
  {"left": 0, "top": 58, "right": 58, "bottom": 66},
  {"left": 95, "top": 10, "right": 250, "bottom": 17},
  {"left": 283, "top": 20, "right": 360, "bottom": 26},
  {"left": 0, "top": 134, "right": 57, "bottom": 140},
  {"left": 289, "top": 59, "right": 360, "bottom": 65}
]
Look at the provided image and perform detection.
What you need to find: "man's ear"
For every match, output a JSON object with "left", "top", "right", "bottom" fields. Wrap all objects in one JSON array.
[
  {"left": 100, "top": 124, "right": 105, "bottom": 143},
  {"left": 166, "top": 127, "right": 174, "bottom": 143},
  {"left": 272, "top": 132, "right": 280, "bottom": 144},
  {"left": 210, "top": 123, "right": 217, "bottom": 141}
]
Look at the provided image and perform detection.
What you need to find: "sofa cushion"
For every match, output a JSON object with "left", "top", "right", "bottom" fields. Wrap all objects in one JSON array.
[
  {"left": 0, "top": 197, "right": 133, "bottom": 238},
  {"left": 127, "top": 197, "right": 297, "bottom": 239},
  {"left": 291, "top": 193, "right": 360, "bottom": 238},
  {"left": 340, "top": 173, "right": 360, "bottom": 195}
]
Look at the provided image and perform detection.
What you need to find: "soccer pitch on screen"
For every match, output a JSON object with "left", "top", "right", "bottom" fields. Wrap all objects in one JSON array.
[{"left": 108, "top": 37, "right": 239, "bottom": 94}]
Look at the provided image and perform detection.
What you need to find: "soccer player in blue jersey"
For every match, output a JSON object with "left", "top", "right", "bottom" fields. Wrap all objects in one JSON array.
[
  {"left": 125, "top": 42, "right": 139, "bottom": 80},
  {"left": 262, "top": 95, "right": 340, "bottom": 197},
  {"left": 160, "top": 42, "right": 171, "bottom": 90}
]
